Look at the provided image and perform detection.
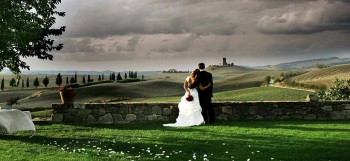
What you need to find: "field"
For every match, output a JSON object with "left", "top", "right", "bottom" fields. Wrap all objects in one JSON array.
[
  {"left": 290, "top": 64, "right": 350, "bottom": 87},
  {"left": 0, "top": 65, "right": 291, "bottom": 109},
  {"left": 130, "top": 86, "right": 313, "bottom": 102},
  {"left": 1, "top": 121, "right": 349, "bottom": 161}
]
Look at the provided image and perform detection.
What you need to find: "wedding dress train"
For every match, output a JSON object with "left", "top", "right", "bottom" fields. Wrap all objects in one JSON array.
[{"left": 163, "top": 85, "right": 205, "bottom": 127}]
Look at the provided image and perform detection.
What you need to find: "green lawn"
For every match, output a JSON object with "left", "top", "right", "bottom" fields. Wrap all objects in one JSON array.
[
  {"left": 1, "top": 121, "right": 349, "bottom": 161},
  {"left": 130, "top": 86, "right": 314, "bottom": 102}
]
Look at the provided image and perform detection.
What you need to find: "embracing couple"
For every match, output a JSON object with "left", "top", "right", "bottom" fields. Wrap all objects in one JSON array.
[{"left": 164, "top": 63, "right": 214, "bottom": 127}]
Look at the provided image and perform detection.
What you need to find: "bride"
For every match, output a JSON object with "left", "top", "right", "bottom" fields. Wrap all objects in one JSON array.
[{"left": 163, "top": 69, "right": 211, "bottom": 127}]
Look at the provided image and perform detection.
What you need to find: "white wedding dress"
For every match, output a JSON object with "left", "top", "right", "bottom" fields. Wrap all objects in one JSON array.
[{"left": 163, "top": 77, "right": 205, "bottom": 127}]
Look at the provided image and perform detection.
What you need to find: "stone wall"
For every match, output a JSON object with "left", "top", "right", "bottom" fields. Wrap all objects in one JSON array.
[{"left": 52, "top": 101, "right": 350, "bottom": 124}]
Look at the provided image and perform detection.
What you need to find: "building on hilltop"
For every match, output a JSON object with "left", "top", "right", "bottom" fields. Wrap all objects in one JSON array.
[
  {"left": 223, "top": 58, "right": 227, "bottom": 66},
  {"left": 222, "top": 58, "right": 234, "bottom": 66}
]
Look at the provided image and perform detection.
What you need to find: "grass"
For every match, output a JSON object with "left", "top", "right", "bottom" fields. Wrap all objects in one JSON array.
[
  {"left": 0, "top": 121, "right": 349, "bottom": 160},
  {"left": 31, "top": 110, "right": 53, "bottom": 118},
  {"left": 129, "top": 86, "right": 314, "bottom": 102}
]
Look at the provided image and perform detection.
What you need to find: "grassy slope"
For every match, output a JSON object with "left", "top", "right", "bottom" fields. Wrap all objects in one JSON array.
[
  {"left": 0, "top": 66, "right": 286, "bottom": 109},
  {"left": 1, "top": 121, "right": 349, "bottom": 161},
  {"left": 130, "top": 86, "right": 313, "bottom": 102},
  {"left": 291, "top": 64, "right": 350, "bottom": 87}
]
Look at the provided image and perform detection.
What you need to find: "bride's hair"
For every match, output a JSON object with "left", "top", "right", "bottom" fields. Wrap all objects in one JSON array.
[{"left": 191, "top": 69, "right": 200, "bottom": 78}]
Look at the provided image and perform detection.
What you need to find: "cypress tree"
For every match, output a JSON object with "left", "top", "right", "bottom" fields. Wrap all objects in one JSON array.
[
  {"left": 70, "top": 77, "right": 75, "bottom": 84},
  {"left": 142, "top": 75, "right": 144, "bottom": 80},
  {"left": 112, "top": 72, "right": 116, "bottom": 81},
  {"left": 66, "top": 77, "right": 69, "bottom": 84},
  {"left": 125, "top": 73, "right": 127, "bottom": 79},
  {"left": 43, "top": 76, "right": 49, "bottom": 88},
  {"left": 74, "top": 72, "right": 77, "bottom": 83},
  {"left": 83, "top": 76, "right": 86, "bottom": 84},
  {"left": 98, "top": 75, "right": 101, "bottom": 81},
  {"left": 102, "top": 74, "right": 104, "bottom": 80},
  {"left": 26, "top": 77, "right": 30, "bottom": 88},
  {"left": 22, "top": 79, "right": 24, "bottom": 89},
  {"left": 130, "top": 71, "right": 134, "bottom": 79},
  {"left": 117, "top": 73, "right": 123, "bottom": 80},
  {"left": 1, "top": 77, "right": 4, "bottom": 91},
  {"left": 134, "top": 71, "right": 137, "bottom": 79},
  {"left": 56, "top": 73, "right": 63, "bottom": 87},
  {"left": 88, "top": 75, "right": 91, "bottom": 82},
  {"left": 33, "top": 77, "right": 40, "bottom": 88},
  {"left": 109, "top": 73, "right": 112, "bottom": 80}
]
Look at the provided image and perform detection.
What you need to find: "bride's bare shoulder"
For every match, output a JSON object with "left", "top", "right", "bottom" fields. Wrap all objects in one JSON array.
[{"left": 185, "top": 76, "right": 191, "bottom": 82}]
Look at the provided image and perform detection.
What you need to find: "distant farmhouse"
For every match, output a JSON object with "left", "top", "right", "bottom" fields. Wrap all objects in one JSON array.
[{"left": 163, "top": 69, "right": 190, "bottom": 73}]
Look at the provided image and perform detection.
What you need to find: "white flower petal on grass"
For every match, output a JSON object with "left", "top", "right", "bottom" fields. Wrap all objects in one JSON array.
[
  {"left": 247, "top": 159, "right": 250, "bottom": 161},
  {"left": 222, "top": 143, "right": 226, "bottom": 146},
  {"left": 203, "top": 154, "right": 207, "bottom": 157},
  {"left": 225, "top": 151, "right": 229, "bottom": 154},
  {"left": 166, "top": 156, "right": 170, "bottom": 158},
  {"left": 251, "top": 152, "right": 255, "bottom": 154},
  {"left": 256, "top": 151, "right": 260, "bottom": 153},
  {"left": 271, "top": 158, "right": 274, "bottom": 160}
]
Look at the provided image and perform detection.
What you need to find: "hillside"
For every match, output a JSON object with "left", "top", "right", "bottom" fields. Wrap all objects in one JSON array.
[
  {"left": 290, "top": 64, "right": 350, "bottom": 86},
  {"left": 206, "top": 65, "right": 283, "bottom": 90},
  {"left": 256, "top": 57, "right": 350, "bottom": 70},
  {"left": 0, "top": 65, "right": 286, "bottom": 109}
]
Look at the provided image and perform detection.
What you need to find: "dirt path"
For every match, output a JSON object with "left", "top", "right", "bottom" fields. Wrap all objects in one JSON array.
[{"left": 270, "top": 85, "right": 316, "bottom": 92}]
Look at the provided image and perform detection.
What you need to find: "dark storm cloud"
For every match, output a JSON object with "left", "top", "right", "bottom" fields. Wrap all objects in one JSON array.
[
  {"left": 40, "top": 0, "right": 350, "bottom": 70},
  {"left": 58, "top": 0, "right": 239, "bottom": 38},
  {"left": 257, "top": 0, "right": 350, "bottom": 34}
]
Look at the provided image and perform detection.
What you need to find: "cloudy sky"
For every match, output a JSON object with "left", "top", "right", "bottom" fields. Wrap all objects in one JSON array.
[{"left": 27, "top": 0, "right": 350, "bottom": 71}]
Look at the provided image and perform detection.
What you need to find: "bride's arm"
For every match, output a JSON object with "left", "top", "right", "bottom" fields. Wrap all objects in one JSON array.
[
  {"left": 199, "top": 82, "right": 211, "bottom": 91},
  {"left": 184, "top": 80, "right": 190, "bottom": 95}
]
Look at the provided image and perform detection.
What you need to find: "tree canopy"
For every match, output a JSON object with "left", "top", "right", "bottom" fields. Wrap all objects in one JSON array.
[{"left": 0, "top": 0, "right": 65, "bottom": 74}]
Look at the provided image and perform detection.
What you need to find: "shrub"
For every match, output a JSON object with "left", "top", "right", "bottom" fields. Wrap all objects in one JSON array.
[
  {"left": 264, "top": 76, "right": 271, "bottom": 85},
  {"left": 317, "top": 78, "right": 350, "bottom": 100}
]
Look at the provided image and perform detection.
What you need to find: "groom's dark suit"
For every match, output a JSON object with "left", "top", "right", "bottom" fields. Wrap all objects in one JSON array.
[{"left": 196, "top": 70, "right": 214, "bottom": 124}]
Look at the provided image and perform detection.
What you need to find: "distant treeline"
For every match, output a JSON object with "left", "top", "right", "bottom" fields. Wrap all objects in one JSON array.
[{"left": 0, "top": 71, "right": 145, "bottom": 91}]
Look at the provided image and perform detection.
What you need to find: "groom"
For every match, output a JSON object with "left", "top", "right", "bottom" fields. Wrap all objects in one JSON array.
[{"left": 193, "top": 63, "right": 214, "bottom": 124}]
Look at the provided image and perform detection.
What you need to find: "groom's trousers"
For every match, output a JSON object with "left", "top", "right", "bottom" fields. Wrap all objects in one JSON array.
[{"left": 200, "top": 97, "right": 215, "bottom": 124}]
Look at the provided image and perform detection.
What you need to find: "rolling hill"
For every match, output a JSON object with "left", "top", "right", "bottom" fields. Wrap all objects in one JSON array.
[
  {"left": 0, "top": 65, "right": 286, "bottom": 109},
  {"left": 290, "top": 64, "right": 350, "bottom": 87}
]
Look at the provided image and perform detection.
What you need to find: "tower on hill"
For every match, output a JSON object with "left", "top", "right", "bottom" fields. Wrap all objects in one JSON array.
[{"left": 223, "top": 58, "right": 227, "bottom": 66}]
